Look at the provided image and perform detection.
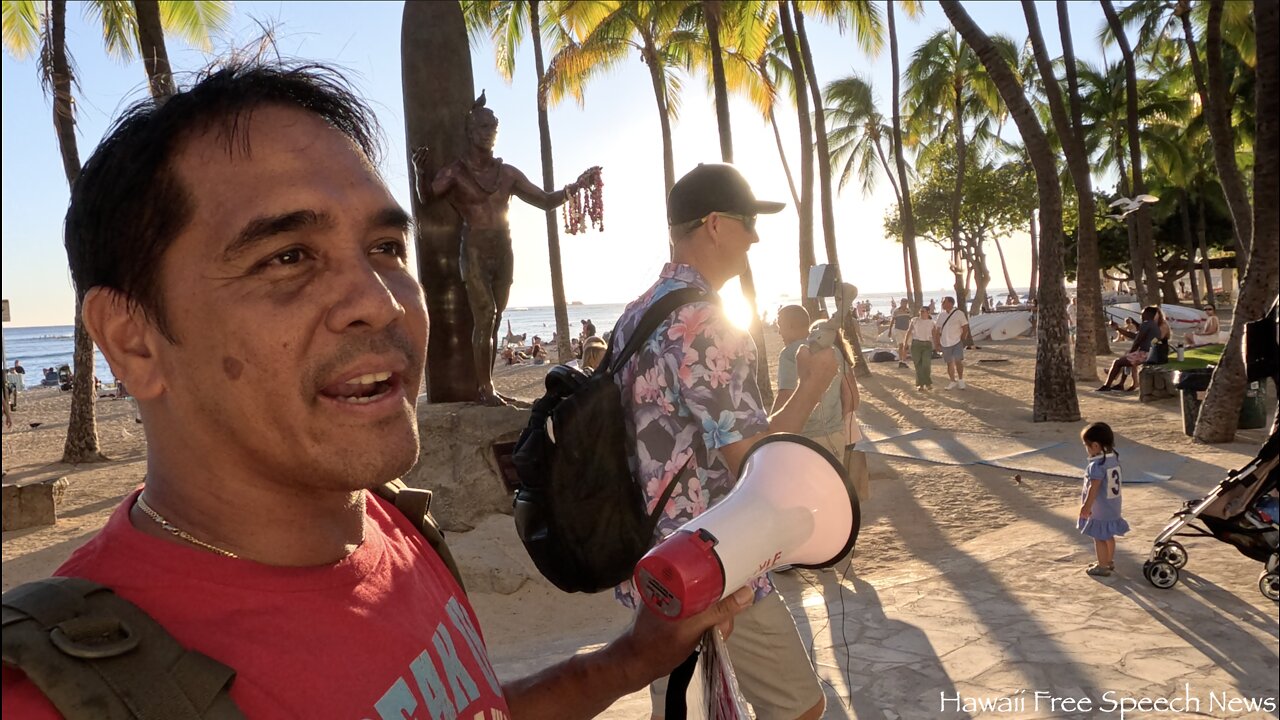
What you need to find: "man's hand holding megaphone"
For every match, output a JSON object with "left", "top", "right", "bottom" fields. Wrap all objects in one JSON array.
[{"left": 510, "top": 586, "right": 755, "bottom": 718}]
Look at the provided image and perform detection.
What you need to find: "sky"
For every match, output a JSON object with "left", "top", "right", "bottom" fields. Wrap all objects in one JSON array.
[{"left": 1, "top": 1, "right": 1113, "bottom": 328}]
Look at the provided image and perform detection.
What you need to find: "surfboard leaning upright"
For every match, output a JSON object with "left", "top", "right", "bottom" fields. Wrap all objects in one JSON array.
[{"left": 402, "top": 0, "right": 477, "bottom": 402}]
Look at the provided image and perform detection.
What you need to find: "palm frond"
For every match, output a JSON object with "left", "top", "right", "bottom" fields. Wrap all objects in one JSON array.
[
  {"left": 83, "top": 0, "right": 137, "bottom": 61},
  {"left": 2, "top": 0, "right": 43, "bottom": 59},
  {"left": 158, "top": 0, "right": 230, "bottom": 51}
]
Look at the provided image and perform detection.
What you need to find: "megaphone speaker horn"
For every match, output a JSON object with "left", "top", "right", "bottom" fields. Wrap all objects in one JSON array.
[{"left": 635, "top": 433, "right": 860, "bottom": 619}]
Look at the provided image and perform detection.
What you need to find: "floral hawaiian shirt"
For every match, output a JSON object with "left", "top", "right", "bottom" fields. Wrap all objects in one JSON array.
[{"left": 612, "top": 263, "right": 772, "bottom": 608}]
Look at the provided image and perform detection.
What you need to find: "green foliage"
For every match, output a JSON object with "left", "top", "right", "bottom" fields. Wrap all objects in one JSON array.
[{"left": 883, "top": 143, "right": 1033, "bottom": 253}]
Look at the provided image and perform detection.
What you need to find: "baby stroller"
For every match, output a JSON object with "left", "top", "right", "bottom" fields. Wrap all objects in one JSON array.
[{"left": 1143, "top": 427, "right": 1279, "bottom": 601}]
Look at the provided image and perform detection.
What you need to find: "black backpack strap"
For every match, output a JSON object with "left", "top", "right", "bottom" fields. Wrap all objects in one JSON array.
[
  {"left": 644, "top": 455, "right": 694, "bottom": 540},
  {"left": 374, "top": 480, "right": 466, "bottom": 593},
  {"left": 605, "top": 287, "right": 708, "bottom": 375},
  {"left": 2, "top": 577, "right": 243, "bottom": 720}
]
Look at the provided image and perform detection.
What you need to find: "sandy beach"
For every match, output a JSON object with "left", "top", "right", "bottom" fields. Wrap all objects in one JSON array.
[{"left": 4, "top": 327, "right": 1276, "bottom": 717}]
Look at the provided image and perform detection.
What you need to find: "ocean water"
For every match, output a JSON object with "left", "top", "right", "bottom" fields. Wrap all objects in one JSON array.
[
  {"left": 2, "top": 288, "right": 1023, "bottom": 381},
  {"left": 3, "top": 326, "right": 116, "bottom": 385}
]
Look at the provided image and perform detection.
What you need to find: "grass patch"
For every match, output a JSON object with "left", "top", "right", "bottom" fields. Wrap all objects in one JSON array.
[{"left": 1161, "top": 344, "right": 1224, "bottom": 372}]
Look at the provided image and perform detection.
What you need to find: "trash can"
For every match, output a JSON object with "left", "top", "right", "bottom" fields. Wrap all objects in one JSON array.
[
  {"left": 1239, "top": 381, "right": 1267, "bottom": 430},
  {"left": 1173, "top": 368, "right": 1214, "bottom": 436}
]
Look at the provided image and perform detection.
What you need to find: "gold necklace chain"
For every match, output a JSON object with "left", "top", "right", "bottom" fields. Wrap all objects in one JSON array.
[{"left": 135, "top": 494, "right": 238, "bottom": 559}]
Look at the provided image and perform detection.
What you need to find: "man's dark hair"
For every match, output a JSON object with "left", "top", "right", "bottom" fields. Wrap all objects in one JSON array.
[{"left": 65, "top": 59, "right": 383, "bottom": 341}]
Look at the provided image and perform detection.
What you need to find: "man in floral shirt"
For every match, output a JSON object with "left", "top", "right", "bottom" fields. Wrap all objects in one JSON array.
[{"left": 613, "top": 164, "right": 838, "bottom": 720}]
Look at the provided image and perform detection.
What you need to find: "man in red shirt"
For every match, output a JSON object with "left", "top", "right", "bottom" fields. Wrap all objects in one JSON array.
[{"left": 1, "top": 60, "right": 749, "bottom": 719}]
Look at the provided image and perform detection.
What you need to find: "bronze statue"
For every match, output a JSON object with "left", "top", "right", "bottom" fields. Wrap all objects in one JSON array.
[{"left": 412, "top": 92, "right": 597, "bottom": 405}]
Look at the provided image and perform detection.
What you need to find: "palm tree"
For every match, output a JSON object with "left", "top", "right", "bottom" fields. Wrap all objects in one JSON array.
[
  {"left": 3, "top": 0, "right": 227, "bottom": 463},
  {"left": 940, "top": 0, "right": 1079, "bottom": 423},
  {"left": 1021, "top": 0, "right": 1100, "bottom": 381},
  {"left": 1101, "top": 0, "right": 1160, "bottom": 306},
  {"left": 1195, "top": 0, "right": 1277, "bottom": 443},
  {"left": 826, "top": 72, "right": 917, "bottom": 303},
  {"left": 1120, "top": 0, "right": 1252, "bottom": 269},
  {"left": 904, "top": 27, "right": 1011, "bottom": 310},
  {"left": 792, "top": 1, "right": 882, "bottom": 273},
  {"left": 776, "top": 1, "right": 818, "bottom": 317},
  {"left": 547, "top": 1, "right": 700, "bottom": 203},
  {"left": 1202, "top": 0, "right": 1253, "bottom": 263},
  {"left": 886, "top": 0, "right": 924, "bottom": 310},
  {"left": 463, "top": 0, "right": 577, "bottom": 362}
]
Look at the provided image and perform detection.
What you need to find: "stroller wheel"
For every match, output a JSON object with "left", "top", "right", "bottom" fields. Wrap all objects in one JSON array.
[
  {"left": 1261, "top": 571, "right": 1279, "bottom": 603},
  {"left": 1157, "top": 541, "right": 1188, "bottom": 569},
  {"left": 1144, "top": 560, "right": 1179, "bottom": 590}
]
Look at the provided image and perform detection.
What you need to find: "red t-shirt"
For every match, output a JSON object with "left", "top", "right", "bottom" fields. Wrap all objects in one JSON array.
[{"left": 2, "top": 490, "right": 512, "bottom": 719}]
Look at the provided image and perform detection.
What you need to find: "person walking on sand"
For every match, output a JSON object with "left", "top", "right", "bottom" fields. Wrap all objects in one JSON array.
[
  {"left": 1078, "top": 422, "right": 1130, "bottom": 577},
  {"left": 11, "top": 360, "right": 25, "bottom": 393},
  {"left": 933, "top": 297, "right": 970, "bottom": 390},
  {"left": 907, "top": 306, "right": 938, "bottom": 391},
  {"left": 891, "top": 299, "right": 912, "bottom": 368}
]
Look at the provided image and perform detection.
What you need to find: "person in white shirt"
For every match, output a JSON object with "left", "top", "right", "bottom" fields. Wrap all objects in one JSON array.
[
  {"left": 933, "top": 297, "right": 971, "bottom": 390},
  {"left": 907, "top": 307, "right": 938, "bottom": 391}
]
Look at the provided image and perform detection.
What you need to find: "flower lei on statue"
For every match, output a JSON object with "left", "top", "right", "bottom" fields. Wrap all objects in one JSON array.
[{"left": 562, "top": 167, "right": 604, "bottom": 235}]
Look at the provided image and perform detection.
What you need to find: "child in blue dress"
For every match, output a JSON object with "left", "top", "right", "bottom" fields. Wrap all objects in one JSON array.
[{"left": 1078, "top": 422, "right": 1130, "bottom": 576}]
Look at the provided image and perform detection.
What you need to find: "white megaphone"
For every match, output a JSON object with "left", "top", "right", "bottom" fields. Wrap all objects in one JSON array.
[{"left": 634, "top": 434, "right": 860, "bottom": 620}]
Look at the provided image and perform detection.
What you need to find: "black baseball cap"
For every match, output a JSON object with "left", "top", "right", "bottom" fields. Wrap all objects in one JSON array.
[{"left": 667, "top": 163, "right": 786, "bottom": 226}]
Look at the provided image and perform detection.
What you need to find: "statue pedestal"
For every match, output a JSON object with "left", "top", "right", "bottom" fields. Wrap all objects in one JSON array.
[{"left": 403, "top": 400, "right": 528, "bottom": 532}]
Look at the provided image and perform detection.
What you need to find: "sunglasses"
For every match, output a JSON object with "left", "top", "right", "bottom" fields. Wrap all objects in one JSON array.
[{"left": 687, "top": 212, "right": 757, "bottom": 233}]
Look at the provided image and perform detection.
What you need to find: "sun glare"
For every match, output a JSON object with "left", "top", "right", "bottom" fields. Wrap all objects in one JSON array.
[{"left": 719, "top": 279, "right": 754, "bottom": 331}]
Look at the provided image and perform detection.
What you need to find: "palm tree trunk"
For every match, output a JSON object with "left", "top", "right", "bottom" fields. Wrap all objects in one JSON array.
[
  {"left": 941, "top": 0, "right": 1079, "bottom": 423},
  {"left": 887, "top": 0, "right": 924, "bottom": 311},
  {"left": 951, "top": 81, "right": 968, "bottom": 309},
  {"left": 643, "top": 39, "right": 676, "bottom": 205},
  {"left": 529, "top": 1, "right": 572, "bottom": 362},
  {"left": 402, "top": 0, "right": 479, "bottom": 401},
  {"left": 1196, "top": 198, "right": 1214, "bottom": 307},
  {"left": 1025, "top": 0, "right": 1098, "bottom": 379},
  {"left": 873, "top": 136, "right": 913, "bottom": 307},
  {"left": 49, "top": 0, "right": 105, "bottom": 463},
  {"left": 1203, "top": 0, "right": 1253, "bottom": 262},
  {"left": 778, "top": 1, "right": 818, "bottom": 318},
  {"left": 1195, "top": 0, "right": 1278, "bottom": 442},
  {"left": 1028, "top": 210, "right": 1038, "bottom": 300},
  {"left": 705, "top": 1, "right": 732, "bottom": 162},
  {"left": 1178, "top": 191, "right": 1200, "bottom": 308},
  {"left": 132, "top": 0, "right": 176, "bottom": 99},
  {"left": 768, "top": 110, "right": 801, "bottom": 209},
  {"left": 1056, "top": 0, "right": 1108, "bottom": 356},
  {"left": 1115, "top": 157, "right": 1144, "bottom": 302},
  {"left": 792, "top": 1, "right": 838, "bottom": 272},
  {"left": 1101, "top": 0, "right": 1159, "bottom": 306},
  {"left": 993, "top": 235, "right": 1015, "bottom": 301}
]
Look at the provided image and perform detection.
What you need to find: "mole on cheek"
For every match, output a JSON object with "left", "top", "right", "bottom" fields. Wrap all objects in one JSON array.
[{"left": 223, "top": 357, "right": 244, "bottom": 380}]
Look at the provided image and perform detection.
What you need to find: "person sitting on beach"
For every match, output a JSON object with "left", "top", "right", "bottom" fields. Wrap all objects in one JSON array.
[
  {"left": 530, "top": 336, "right": 548, "bottom": 365},
  {"left": 1184, "top": 305, "right": 1220, "bottom": 347},
  {"left": 1113, "top": 317, "right": 1138, "bottom": 343},
  {"left": 2, "top": 58, "right": 751, "bottom": 720},
  {"left": 580, "top": 335, "right": 607, "bottom": 373},
  {"left": 1098, "top": 306, "right": 1161, "bottom": 392}
]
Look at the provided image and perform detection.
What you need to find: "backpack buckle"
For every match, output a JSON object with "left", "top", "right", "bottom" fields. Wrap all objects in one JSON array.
[{"left": 50, "top": 615, "right": 139, "bottom": 659}]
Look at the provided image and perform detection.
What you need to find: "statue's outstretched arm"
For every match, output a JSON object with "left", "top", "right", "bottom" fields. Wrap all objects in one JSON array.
[{"left": 510, "top": 166, "right": 571, "bottom": 211}]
